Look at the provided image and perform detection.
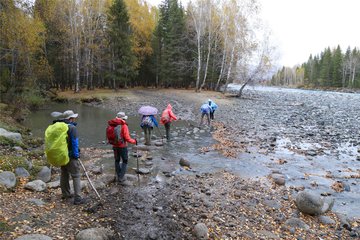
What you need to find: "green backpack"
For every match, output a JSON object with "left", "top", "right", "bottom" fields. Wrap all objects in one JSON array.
[{"left": 45, "top": 122, "right": 69, "bottom": 167}]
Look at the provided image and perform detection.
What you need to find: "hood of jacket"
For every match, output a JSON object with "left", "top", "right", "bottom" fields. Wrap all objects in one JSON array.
[
  {"left": 166, "top": 104, "right": 172, "bottom": 110},
  {"left": 108, "top": 117, "right": 126, "bottom": 126}
]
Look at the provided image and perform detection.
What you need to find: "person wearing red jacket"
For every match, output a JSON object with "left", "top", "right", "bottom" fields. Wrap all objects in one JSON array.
[
  {"left": 160, "top": 104, "right": 178, "bottom": 141},
  {"left": 108, "top": 112, "right": 137, "bottom": 185}
]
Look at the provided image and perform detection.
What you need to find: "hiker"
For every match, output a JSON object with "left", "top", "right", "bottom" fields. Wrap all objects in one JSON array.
[
  {"left": 59, "top": 110, "right": 87, "bottom": 205},
  {"left": 107, "top": 112, "right": 137, "bottom": 185},
  {"left": 140, "top": 114, "right": 158, "bottom": 145},
  {"left": 208, "top": 99, "right": 218, "bottom": 120},
  {"left": 160, "top": 104, "right": 178, "bottom": 141},
  {"left": 200, "top": 103, "right": 211, "bottom": 126}
]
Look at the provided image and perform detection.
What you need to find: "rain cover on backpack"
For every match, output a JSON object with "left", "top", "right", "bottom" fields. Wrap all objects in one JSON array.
[
  {"left": 141, "top": 116, "right": 154, "bottom": 127},
  {"left": 45, "top": 122, "right": 69, "bottom": 167},
  {"left": 106, "top": 124, "right": 123, "bottom": 144}
]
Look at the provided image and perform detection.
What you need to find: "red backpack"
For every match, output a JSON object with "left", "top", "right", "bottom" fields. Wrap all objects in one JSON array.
[{"left": 106, "top": 124, "right": 123, "bottom": 144}]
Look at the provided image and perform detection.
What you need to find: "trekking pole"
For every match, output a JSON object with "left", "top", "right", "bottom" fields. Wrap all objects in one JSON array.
[
  {"left": 156, "top": 127, "right": 164, "bottom": 143},
  {"left": 135, "top": 139, "right": 140, "bottom": 185},
  {"left": 79, "top": 159, "right": 101, "bottom": 201}
]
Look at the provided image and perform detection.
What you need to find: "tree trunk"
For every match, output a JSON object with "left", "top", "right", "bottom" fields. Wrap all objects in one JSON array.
[
  {"left": 195, "top": 32, "right": 202, "bottom": 92},
  {"left": 236, "top": 78, "right": 251, "bottom": 98},
  {"left": 215, "top": 45, "right": 226, "bottom": 91},
  {"left": 222, "top": 45, "right": 235, "bottom": 94}
]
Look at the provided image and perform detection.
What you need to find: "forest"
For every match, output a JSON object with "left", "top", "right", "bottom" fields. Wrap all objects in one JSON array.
[
  {"left": 0, "top": 0, "right": 273, "bottom": 106},
  {"left": 270, "top": 46, "right": 360, "bottom": 89}
]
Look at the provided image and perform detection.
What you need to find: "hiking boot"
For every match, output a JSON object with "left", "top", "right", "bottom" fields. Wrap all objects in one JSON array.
[
  {"left": 61, "top": 194, "right": 73, "bottom": 200},
  {"left": 73, "top": 197, "right": 89, "bottom": 205}
]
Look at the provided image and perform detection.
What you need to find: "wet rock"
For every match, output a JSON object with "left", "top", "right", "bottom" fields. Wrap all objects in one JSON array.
[
  {"left": 75, "top": 227, "right": 115, "bottom": 240},
  {"left": 179, "top": 158, "right": 191, "bottom": 168},
  {"left": 14, "top": 234, "right": 52, "bottom": 240},
  {"left": 136, "top": 168, "right": 152, "bottom": 174},
  {"left": 306, "top": 150, "right": 317, "bottom": 156},
  {"left": 271, "top": 174, "right": 286, "bottom": 186},
  {"left": 154, "top": 141, "right": 164, "bottom": 147},
  {"left": 193, "top": 223, "right": 208, "bottom": 239}
]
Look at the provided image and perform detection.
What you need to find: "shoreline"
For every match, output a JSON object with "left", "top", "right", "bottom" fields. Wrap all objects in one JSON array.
[{"left": 1, "top": 88, "right": 359, "bottom": 239}]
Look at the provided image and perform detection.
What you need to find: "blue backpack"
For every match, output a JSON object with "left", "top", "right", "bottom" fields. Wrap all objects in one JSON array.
[{"left": 141, "top": 116, "right": 154, "bottom": 127}]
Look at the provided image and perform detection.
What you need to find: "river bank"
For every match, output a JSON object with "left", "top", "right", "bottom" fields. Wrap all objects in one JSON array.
[{"left": 1, "top": 87, "right": 360, "bottom": 239}]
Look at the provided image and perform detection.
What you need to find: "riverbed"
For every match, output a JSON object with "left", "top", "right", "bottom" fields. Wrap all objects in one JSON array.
[{"left": 25, "top": 86, "right": 360, "bottom": 219}]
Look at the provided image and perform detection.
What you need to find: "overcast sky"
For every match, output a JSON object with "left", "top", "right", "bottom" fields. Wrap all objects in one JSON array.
[{"left": 147, "top": 0, "right": 360, "bottom": 66}]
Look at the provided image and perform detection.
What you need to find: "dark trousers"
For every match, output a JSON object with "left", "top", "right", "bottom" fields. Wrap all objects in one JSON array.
[
  {"left": 164, "top": 122, "right": 171, "bottom": 140},
  {"left": 60, "top": 158, "right": 82, "bottom": 201},
  {"left": 210, "top": 110, "right": 215, "bottom": 120},
  {"left": 143, "top": 126, "right": 152, "bottom": 145},
  {"left": 200, "top": 112, "right": 210, "bottom": 125},
  {"left": 113, "top": 147, "right": 128, "bottom": 181}
]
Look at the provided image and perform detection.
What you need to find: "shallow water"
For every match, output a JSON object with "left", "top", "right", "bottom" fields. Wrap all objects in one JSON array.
[{"left": 25, "top": 87, "right": 360, "bottom": 219}]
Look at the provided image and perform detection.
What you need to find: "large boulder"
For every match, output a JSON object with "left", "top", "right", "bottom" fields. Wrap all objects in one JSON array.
[
  {"left": 295, "top": 190, "right": 334, "bottom": 215},
  {"left": 24, "top": 180, "right": 47, "bottom": 192},
  {"left": 15, "top": 234, "right": 52, "bottom": 240},
  {"left": 76, "top": 227, "right": 115, "bottom": 240},
  {"left": 36, "top": 166, "right": 51, "bottom": 183},
  {"left": 0, "top": 171, "right": 16, "bottom": 189}
]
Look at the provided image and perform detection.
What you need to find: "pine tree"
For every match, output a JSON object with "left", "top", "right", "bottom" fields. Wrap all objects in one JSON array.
[
  {"left": 107, "top": 0, "right": 136, "bottom": 89},
  {"left": 319, "top": 47, "right": 332, "bottom": 87},
  {"left": 154, "top": 0, "right": 191, "bottom": 87},
  {"left": 331, "top": 45, "right": 343, "bottom": 87}
]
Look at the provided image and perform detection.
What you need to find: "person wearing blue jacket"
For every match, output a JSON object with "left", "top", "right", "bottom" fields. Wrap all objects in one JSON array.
[
  {"left": 140, "top": 115, "right": 158, "bottom": 145},
  {"left": 59, "top": 110, "right": 87, "bottom": 205},
  {"left": 208, "top": 99, "right": 218, "bottom": 120},
  {"left": 200, "top": 103, "right": 211, "bottom": 126}
]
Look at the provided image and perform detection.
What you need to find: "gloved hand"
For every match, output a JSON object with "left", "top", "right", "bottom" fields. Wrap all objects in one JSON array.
[{"left": 135, "top": 139, "right": 138, "bottom": 145}]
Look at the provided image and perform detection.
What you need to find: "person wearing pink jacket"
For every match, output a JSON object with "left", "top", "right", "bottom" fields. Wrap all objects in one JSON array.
[{"left": 160, "top": 104, "right": 177, "bottom": 141}]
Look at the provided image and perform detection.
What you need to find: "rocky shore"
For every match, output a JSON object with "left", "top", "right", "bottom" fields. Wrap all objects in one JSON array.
[{"left": 1, "top": 87, "right": 360, "bottom": 239}]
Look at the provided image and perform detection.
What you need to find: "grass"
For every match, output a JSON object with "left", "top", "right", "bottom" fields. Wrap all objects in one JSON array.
[
  {"left": 0, "top": 154, "right": 28, "bottom": 172},
  {"left": 0, "top": 221, "right": 13, "bottom": 232}
]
